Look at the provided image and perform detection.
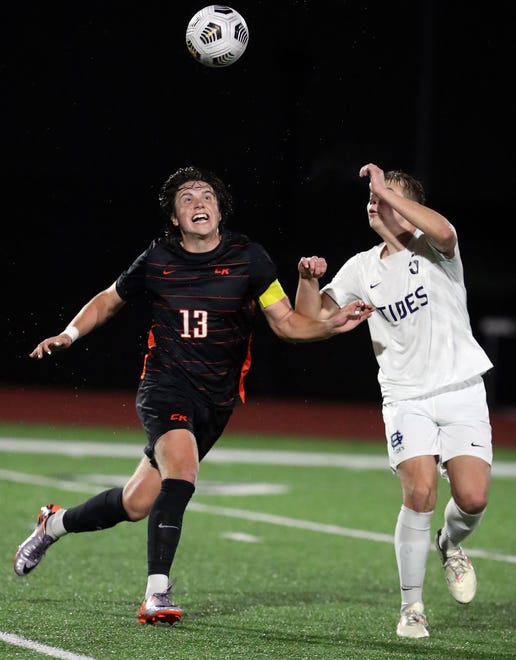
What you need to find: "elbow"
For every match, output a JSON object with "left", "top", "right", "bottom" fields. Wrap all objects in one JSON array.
[
  {"left": 441, "top": 225, "right": 456, "bottom": 246},
  {"left": 434, "top": 223, "right": 457, "bottom": 254},
  {"left": 271, "top": 324, "right": 293, "bottom": 342},
  {"left": 269, "top": 321, "right": 305, "bottom": 344}
]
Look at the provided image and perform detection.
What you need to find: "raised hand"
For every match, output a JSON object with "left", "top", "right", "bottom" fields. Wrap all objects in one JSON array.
[{"left": 298, "top": 255, "right": 327, "bottom": 280}]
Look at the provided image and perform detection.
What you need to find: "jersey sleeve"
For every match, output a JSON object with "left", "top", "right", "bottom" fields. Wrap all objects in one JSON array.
[
  {"left": 247, "top": 242, "right": 282, "bottom": 302},
  {"left": 321, "top": 254, "right": 362, "bottom": 307},
  {"left": 115, "top": 242, "right": 155, "bottom": 301}
]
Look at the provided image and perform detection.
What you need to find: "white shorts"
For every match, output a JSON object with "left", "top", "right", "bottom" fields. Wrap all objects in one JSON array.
[{"left": 382, "top": 376, "right": 492, "bottom": 479}]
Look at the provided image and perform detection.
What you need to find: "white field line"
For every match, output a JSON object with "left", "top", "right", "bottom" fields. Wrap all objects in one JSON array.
[
  {"left": 0, "top": 437, "right": 515, "bottom": 477},
  {"left": 0, "top": 632, "right": 96, "bottom": 660},
  {"left": 3, "top": 467, "right": 516, "bottom": 564},
  {"left": 188, "top": 502, "right": 516, "bottom": 564},
  {"left": 1, "top": 436, "right": 516, "bottom": 566}
]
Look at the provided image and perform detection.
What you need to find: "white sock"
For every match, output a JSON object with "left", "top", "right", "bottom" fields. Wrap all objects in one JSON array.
[
  {"left": 440, "top": 498, "right": 485, "bottom": 551},
  {"left": 45, "top": 509, "right": 67, "bottom": 540},
  {"left": 395, "top": 505, "right": 433, "bottom": 608},
  {"left": 145, "top": 574, "right": 169, "bottom": 600}
]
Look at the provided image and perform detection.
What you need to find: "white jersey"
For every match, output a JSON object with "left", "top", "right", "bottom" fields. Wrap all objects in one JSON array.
[{"left": 322, "top": 229, "right": 493, "bottom": 404}]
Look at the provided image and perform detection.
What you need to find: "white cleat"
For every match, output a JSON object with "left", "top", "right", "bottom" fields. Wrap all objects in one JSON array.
[
  {"left": 436, "top": 529, "right": 477, "bottom": 604},
  {"left": 396, "top": 601, "right": 430, "bottom": 638}
]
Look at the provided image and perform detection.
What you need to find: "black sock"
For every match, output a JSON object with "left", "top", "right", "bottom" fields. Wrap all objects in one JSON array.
[
  {"left": 147, "top": 478, "right": 195, "bottom": 576},
  {"left": 63, "top": 487, "right": 130, "bottom": 532}
]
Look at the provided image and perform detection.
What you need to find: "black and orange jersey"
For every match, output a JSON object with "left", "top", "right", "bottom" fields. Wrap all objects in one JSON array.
[{"left": 116, "top": 231, "right": 284, "bottom": 409}]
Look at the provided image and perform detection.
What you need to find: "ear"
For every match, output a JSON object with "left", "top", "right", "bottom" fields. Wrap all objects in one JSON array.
[{"left": 171, "top": 215, "right": 179, "bottom": 226}]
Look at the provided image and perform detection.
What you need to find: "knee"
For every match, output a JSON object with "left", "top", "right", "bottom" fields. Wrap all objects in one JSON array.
[
  {"left": 176, "top": 468, "right": 198, "bottom": 484},
  {"left": 405, "top": 484, "right": 436, "bottom": 512},
  {"left": 454, "top": 492, "right": 488, "bottom": 515}
]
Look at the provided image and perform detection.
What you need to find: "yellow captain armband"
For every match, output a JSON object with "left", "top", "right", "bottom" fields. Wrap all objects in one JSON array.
[{"left": 258, "top": 279, "right": 287, "bottom": 309}]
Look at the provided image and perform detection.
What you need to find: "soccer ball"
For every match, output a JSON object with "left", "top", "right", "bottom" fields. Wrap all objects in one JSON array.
[{"left": 186, "top": 5, "right": 249, "bottom": 68}]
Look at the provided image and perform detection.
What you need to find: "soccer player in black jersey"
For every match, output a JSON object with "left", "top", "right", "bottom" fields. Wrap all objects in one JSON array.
[{"left": 14, "top": 166, "right": 373, "bottom": 624}]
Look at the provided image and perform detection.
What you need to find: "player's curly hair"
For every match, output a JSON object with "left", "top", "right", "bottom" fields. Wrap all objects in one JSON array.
[
  {"left": 159, "top": 166, "right": 234, "bottom": 235},
  {"left": 385, "top": 170, "right": 426, "bottom": 205}
]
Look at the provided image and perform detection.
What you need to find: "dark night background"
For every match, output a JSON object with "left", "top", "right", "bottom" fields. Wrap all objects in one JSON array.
[{"left": 3, "top": 1, "right": 515, "bottom": 410}]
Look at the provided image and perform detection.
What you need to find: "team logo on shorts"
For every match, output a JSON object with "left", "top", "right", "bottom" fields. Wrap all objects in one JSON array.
[
  {"left": 390, "top": 430, "right": 404, "bottom": 454},
  {"left": 170, "top": 412, "right": 188, "bottom": 422}
]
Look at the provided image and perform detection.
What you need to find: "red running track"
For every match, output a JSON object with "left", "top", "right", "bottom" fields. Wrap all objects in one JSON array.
[{"left": 1, "top": 385, "right": 515, "bottom": 446}]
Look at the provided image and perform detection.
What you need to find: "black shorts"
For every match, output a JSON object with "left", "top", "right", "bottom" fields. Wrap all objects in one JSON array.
[{"left": 136, "top": 378, "right": 233, "bottom": 468}]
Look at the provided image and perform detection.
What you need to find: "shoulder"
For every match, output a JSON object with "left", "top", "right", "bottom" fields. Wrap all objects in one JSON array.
[
  {"left": 342, "top": 246, "right": 377, "bottom": 268},
  {"left": 413, "top": 229, "right": 459, "bottom": 262},
  {"left": 222, "top": 230, "right": 251, "bottom": 247},
  {"left": 123, "top": 237, "right": 175, "bottom": 269},
  {"left": 146, "top": 236, "right": 179, "bottom": 256},
  {"left": 153, "top": 235, "right": 176, "bottom": 249},
  {"left": 223, "top": 231, "right": 271, "bottom": 257}
]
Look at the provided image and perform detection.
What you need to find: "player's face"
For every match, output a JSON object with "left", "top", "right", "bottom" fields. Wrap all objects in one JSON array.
[
  {"left": 172, "top": 180, "right": 221, "bottom": 237},
  {"left": 366, "top": 181, "right": 404, "bottom": 229}
]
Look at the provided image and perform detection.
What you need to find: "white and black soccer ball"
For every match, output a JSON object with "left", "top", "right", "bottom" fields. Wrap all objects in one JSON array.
[{"left": 186, "top": 5, "right": 249, "bottom": 68}]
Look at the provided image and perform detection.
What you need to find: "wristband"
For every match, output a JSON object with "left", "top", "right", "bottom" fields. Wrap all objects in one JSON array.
[{"left": 62, "top": 325, "right": 80, "bottom": 343}]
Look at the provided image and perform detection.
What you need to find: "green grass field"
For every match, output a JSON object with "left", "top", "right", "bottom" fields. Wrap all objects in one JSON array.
[{"left": 1, "top": 422, "right": 515, "bottom": 659}]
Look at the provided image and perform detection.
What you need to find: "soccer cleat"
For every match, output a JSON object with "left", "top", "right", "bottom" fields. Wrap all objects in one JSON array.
[
  {"left": 13, "top": 504, "right": 61, "bottom": 576},
  {"left": 138, "top": 585, "right": 183, "bottom": 625},
  {"left": 396, "top": 601, "right": 430, "bottom": 638},
  {"left": 435, "top": 528, "right": 477, "bottom": 604}
]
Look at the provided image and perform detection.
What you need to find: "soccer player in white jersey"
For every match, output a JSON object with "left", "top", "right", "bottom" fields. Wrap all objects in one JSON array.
[{"left": 295, "top": 162, "right": 493, "bottom": 638}]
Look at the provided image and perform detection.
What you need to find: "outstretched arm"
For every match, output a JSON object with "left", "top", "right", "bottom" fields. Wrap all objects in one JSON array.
[
  {"left": 262, "top": 294, "right": 373, "bottom": 343},
  {"left": 30, "top": 282, "right": 126, "bottom": 359}
]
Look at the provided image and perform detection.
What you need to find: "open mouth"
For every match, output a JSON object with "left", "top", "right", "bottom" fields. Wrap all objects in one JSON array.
[{"left": 192, "top": 213, "right": 208, "bottom": 223}]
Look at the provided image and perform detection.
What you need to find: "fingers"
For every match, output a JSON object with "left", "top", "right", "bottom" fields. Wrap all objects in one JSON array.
[
  {"left": 29, "top": 341, "right": 51, "bottom": 359},
  {"left": 359, "top": 300, "right": 375, "bottom": 312},
  {"left": 29, "top": 335, "right": 70, "bottom": 359},
  {"left": 359, "top": 162, "right": 382, "bottom": 179},
  {"left": 345, "top": 300, "right": 375, "bottom": 319},
  {"left": 327, "top": 299, "right": 375, "bottom": 334},
  {"left": 298, "top": 256, "right": 327, "bottom": 279},
  {"left": 356, "top": 300, "right": 375, "bottom": 317}
]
